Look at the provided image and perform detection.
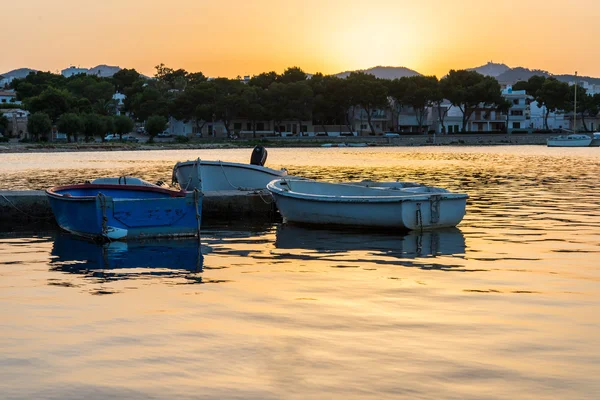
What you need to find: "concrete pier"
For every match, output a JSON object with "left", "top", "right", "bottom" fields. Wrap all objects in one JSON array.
[{"left": 0, "top": 190, "right": 278, "bottom": 229}]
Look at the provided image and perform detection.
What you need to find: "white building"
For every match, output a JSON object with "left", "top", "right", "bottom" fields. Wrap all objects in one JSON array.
[
  {"left": 502, "top": 87, "right": 530, "bottom": 131},
  {"left": 0, "top": 90, "right": 20, "bottom": 105},
  {"left": 61, "top": 66, "right": 89, "bottom": 77},
  {"left": 112, "top": 92, "right": 126, "bottom": 115},
  {"left": 529, "top": 102, "right": 565, "bottom": 130},
  {"left": 568, "top": 80, "right": 600, "bottom": 95}
]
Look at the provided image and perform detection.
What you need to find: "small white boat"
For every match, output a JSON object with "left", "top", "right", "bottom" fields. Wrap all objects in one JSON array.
[
  {"left": 267, "top": 179, "right": 468, "bottom": 231},
  {"left": 590, "top": 132, "right": 600, "bottom": 147},
  {"left": 173, "top": 146, "right": 289, "bottom": 191},
  {"left": 547, "top": 134, "right": 592, "bottom": 147}
]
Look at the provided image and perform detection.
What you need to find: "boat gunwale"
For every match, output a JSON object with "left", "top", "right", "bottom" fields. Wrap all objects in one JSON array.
[
  {"left": 174, "top": 160, "right": 288, "bottom": 177},
  {"left": 267, "top": 181, "right": 469, "bottom": 203},
  {"left": 46, "top": 183, "right": 187, "bottom": 201}
]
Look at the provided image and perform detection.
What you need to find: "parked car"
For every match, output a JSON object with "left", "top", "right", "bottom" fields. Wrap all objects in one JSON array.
[
  {"left": 104, "top": 134, "right": 119, "bottom": 141},
  {"left": 124, "top": 135, "right": 139, "bottom": 143},
  {"left": 384, "top": 132, "right": 400, "bottom": 137},
  {"left": 157, "top": 131, "right": 172, "bottom": 138},
  {"left": 136, "top": 127, "right": 145, "bottom": 134}
]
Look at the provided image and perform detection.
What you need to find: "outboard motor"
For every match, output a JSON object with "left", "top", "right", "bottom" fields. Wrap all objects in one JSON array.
[{"left": 250, "top": 145, "right": 268, "bottom": 166}]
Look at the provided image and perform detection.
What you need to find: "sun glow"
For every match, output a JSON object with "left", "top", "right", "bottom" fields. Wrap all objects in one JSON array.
[{"left": 1, "top": 0, "right": 599, "bottom": 78}]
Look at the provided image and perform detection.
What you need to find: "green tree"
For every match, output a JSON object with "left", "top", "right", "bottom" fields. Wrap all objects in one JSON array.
[
  {"left": 113, "top": 115, "right": 134, "bottom": 140},
  {"left": 512, "top": 75, "right": 546, "bottom": 96},
  {"left": 403, "top": 76, "right": 439, "bottom": 133},
  {"left": 103, "top": 115, "right": 115, "bottom": 138},
  {"left": 495, "top": 99, "right": 513, "bottom": 133},
  {"left": 112, "top": 68, "right": 141, "bottom": 92},
  {"left": 440, "top": 70, "right": 503, "bottom": 132},
  {"left": 27, "top": 112, "right": 53, "bottom": 141},
  {"left": 249, "top": 71, "right": 278, "bottom": 89},
  {"left": 387, "top": 77, "right": 410, "bottom": 132},
  {"left": 565, "top": 86, "right": 599, "bottom": 132},
  {"left": 57, "top": 113, "right": 84, "bottom": 142},
  {"left": 82, "top": 113, "right": 105, "bottom": 141},
  {"left": 239, "top": 86, "right": 267, "bottom": 138},
  {"left": 277, "top": 67, "right": 307, "bottom": 84},
  {"left": 212, "top": 78, "right": 245, "bottom": 137},
  {"left": 154, "top": 64, "right": 189, "bottom": 91},
  {"left": 284, "top": 81, "right": 313, "bottom": 135},
  {"left": 536, "top": 78, "right": 570, "bottom": 130},
  {"left": 346, "top": 72, "right": 389, "bottom": 135},
  {"left": 26, "top": 87, "right": 74, "bottom": 122},
  {"left": 128, "top": 87, "right": 169, "bottom": 121},
  {"left": 169, "top": 81, "right": 216, "bottom": 137},
  {"left": 145, "top": 115, "right": 167, "bottom": 143},
  {"left": 0, "top": 114, "right": 8, "bottom": 135},
  {"left": 11, "top": 71, "right": 67, "bottom": 101}
]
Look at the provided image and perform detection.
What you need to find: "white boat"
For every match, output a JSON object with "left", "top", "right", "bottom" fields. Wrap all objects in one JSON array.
[
  {"left": 590, "top": 132, "right": 600, "bottom": 147},
  {"left": 267, "top": 179, "right": 468, "bottom": 231},
  {"left": 173, "top": 146, "right": 290, "bottom": 191},
  {"left": 546, "top": 134, "right": 592, "bottom": 147}
]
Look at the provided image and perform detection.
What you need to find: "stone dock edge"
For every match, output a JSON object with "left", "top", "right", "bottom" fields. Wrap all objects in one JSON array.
[{"left": 0, "top": 190, "right": 279, "bottom": 229}]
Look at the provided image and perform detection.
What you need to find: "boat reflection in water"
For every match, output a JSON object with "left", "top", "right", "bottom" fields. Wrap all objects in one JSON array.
[
  {"left": 50, "top": 233, "right": 204, "bottom": 281},
  {"left": 275, "top": 224, "right": 466, "bottom": 260}
]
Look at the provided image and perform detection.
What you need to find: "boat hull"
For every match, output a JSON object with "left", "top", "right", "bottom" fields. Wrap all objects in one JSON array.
[
  {"left": 174, "top": 160, "right": 288, "bottom": 191},
  {"left": 547, "top": 134, "right": 592, "bottom": 147},
  {"left": 46, "top": 184, "right": 202, "bottom": 241},
  {"left": 268, "top": 180, "right": 467, "bottom": 231}
]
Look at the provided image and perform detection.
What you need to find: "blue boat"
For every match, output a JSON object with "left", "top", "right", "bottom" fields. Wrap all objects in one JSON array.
[{"left": 46, "top": 183, "right": 202, "bottom": 241}]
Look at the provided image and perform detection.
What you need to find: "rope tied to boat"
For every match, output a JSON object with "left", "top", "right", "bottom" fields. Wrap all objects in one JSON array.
[
  {"left": 97, "top": 193, "right": 109, "bottom": 240},
  {"left": 430, "top": 195, "right": 441, "bottom": 224},
  {"left": 193, "top": 189, "right": 202, "bottom": 242},
  {"left": 416, "top": 202, "right": 423, "bottom": 234},
  {"left": 219, "top": 160, "right": 254, "bottom": 191},
  {"left": 0, "top": 193, "right": 54, "bottom": 220}
]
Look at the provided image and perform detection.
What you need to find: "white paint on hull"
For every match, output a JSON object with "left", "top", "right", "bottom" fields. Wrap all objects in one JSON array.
[
  {"left": 267, "top": 180, "right": 468, "bottom": 231},
  {"left": 174, "top": 160, "right": 288, "bottom": 191}
]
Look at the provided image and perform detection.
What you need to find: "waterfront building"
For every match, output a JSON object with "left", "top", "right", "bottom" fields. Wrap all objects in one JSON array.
[
  {"left": 0, "top": 108, "right": 29, "bottom": 138},
  {"left": 0, "top": 90, "right": 20, "bottom": 105}
]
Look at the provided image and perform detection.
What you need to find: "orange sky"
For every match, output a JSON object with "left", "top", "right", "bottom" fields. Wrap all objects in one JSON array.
[{"left": 2, "top": 0, "right": 599, "bottom": 78}]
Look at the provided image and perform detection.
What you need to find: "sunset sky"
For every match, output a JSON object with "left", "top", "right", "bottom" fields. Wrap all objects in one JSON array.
[{"left": 2, "top": 0, "right": 599, "bottom": 78}]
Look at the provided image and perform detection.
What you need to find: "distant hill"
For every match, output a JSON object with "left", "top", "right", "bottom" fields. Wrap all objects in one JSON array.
[
  {"left": 88, "top": 65, "right": 121, "bottom": 77},
  {"left": 1, "top": 68, "right": 38, "bottom": 79},
  {"left": 467, "top": 62, "right": 510, "bottom": 77},
  {"left": 494, "top": 67, "right": 550, "bottom": 83},
  {"left": 335, "top": 66, "right": 421, "bottom": 80}
]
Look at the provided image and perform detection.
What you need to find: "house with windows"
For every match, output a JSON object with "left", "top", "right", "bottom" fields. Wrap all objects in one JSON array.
[
  {"left": 0, "top": 90, "right": 20, "bottom": 105},
  {"left": 1, "top": 108, "right": 29, "bottom": 138}
]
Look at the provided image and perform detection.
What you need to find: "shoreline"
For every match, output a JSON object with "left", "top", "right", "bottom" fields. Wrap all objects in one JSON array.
[{"left": 0, "top": 133, "right": 557, "bottom": 154}]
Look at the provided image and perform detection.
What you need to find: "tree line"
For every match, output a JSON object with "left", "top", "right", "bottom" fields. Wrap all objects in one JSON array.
[
  {"left": 513, "top": 76, "right": 600, "bottom": 131},
  {"left": 9, "top": 64, "right": 595, "bottom": 142}
]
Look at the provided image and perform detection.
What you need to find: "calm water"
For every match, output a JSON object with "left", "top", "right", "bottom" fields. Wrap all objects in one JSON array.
[{"left": 1, "top": 146, "right": 600, "bottom": 399}]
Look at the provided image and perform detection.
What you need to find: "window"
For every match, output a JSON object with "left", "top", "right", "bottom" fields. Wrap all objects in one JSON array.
[
  {"left": 233, "top": 122, "right": 242, "bottom": 130},
  {"left": 360, "top": 124, "right": 368, "bottom": 129},
  {"left": 246, "top": 122, "right": 252, "bottom": 130},
  {"left": 454, "top": 125, "right": 460, "bottom": 132},
  {"left": 256, "top": 122, "right": 265, "bottom": 131},
  {"left": 1, "top": 99, "right": 6, "bottom": 103},
  {"left": 513, "top": 122, "right": 521, "bottom": 129},
  {"left": 301, "top": 125, "right": 308, "bottom": 132},
  {"left": 513, "top": 99, "right": 519, "bottom": 105},
  {"left": 510, "top": 110, "right": 523, "bottom": 116},
  {"left": 448, "top": 125, "right": 453, "bottom": 133}
]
